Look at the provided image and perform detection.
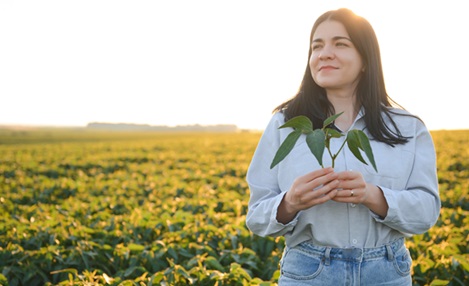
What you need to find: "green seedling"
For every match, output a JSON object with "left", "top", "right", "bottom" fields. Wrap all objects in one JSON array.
[{"left": 270, "top": 112, "right": 378, "bottom": 172}]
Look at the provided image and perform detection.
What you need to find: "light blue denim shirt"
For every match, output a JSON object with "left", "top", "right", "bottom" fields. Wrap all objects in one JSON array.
[{"left": 246, "top": 108, "right": 440, "bottom": 248}]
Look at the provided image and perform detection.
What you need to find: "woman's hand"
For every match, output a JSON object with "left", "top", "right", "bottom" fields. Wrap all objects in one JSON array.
[
  {"left": 277, "top": 167, "right": 340, "bottom": 224},
  {"left": 333, "top": 170, "right": 389, "bottom": 218}
]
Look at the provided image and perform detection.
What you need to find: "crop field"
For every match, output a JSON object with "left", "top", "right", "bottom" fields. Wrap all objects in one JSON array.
[{"left": 0, "top": 128, "right": 468, "bottom": 286}]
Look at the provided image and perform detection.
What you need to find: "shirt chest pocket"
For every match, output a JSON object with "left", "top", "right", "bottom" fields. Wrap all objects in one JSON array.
[{"left": 353, "top": 142, "right": 414, "bottom": 190}]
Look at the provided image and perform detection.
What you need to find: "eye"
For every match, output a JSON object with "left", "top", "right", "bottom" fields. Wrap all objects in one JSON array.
[
  {"left": 312, "top": 43, "right": 323, "bottom": 50},
  {"left": 336, "top": 42, "right": 349, "bottom": 47}
]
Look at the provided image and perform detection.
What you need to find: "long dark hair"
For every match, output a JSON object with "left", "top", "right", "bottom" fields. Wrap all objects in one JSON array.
[{"left": 274, "top": 8, "right": 411, "bottom": 146}]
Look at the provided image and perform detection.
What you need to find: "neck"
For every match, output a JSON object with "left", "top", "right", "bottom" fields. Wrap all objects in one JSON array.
[{"left": 327, "top": 91, "right": 359, "bottom": 131}]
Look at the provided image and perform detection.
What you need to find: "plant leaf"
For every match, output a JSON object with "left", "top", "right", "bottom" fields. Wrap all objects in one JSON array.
[
  {"left": 324, "top": 128, "right": 343, "bottom": 149},
  {"left": 306, "top": 129, "right": 325, "bottom": 166},
  {"left": 205, "top": 256, "right": 225, "bottom": 272},
  {"left": 346, "top": 130, "right": 378, "bottom": 172},
  {"left": 346, "top": 131, "right": 368, "bottom": 166},
  {"left": 279, "top": 116, "right": 313, "bottom": 133},
  {"left": 323, "top": 112, "right": 344, "bottom": 128},
  {"left": 270, "top": 130, "right": 302, "bottom": 169},
  {"left": 325, "top": 128, "right": 343, "bottom": 139},
  {"left": 355, "top": 130, "right": 378, "bottom": 172}
]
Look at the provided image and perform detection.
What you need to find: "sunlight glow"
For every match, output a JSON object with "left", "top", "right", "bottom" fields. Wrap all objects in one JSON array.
[{"left": 0, "top": 0, "right": 467, "bottom": 130}]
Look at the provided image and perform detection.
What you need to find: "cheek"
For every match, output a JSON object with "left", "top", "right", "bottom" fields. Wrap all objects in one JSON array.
[{"left": 309, "top": 54, "right": 317, "bottom": 68}]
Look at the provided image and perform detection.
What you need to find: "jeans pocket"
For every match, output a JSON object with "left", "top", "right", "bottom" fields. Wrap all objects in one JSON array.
[
  {"left": 393, "top": 248, "right": 412, "bottom": 276},
  {"left": 280, "top": 246, "right": 324, "bottom": 280}
]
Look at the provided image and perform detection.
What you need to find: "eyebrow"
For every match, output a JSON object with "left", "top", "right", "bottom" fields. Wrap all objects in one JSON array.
[{"left": 312, "top": 36, "right": 352, "bottom": 43}]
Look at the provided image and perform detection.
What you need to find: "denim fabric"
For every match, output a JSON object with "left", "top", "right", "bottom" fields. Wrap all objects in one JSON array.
[{"left": 278, "top": 238, "right": 412, "bottom": 286}]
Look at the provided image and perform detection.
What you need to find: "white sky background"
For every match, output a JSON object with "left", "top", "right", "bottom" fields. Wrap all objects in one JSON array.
[{"left": 1, "top": 0, "right": 467, "bottom": 130}]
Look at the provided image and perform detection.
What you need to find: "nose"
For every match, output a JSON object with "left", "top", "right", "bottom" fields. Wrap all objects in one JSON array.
[{"left": 318, "top": 45, "right": 334, "bottom": 60}]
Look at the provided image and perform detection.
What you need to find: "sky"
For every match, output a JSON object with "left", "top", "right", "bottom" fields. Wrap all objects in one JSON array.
[{"left": 1, "top": 0, "right": 468, "bottom": 131}]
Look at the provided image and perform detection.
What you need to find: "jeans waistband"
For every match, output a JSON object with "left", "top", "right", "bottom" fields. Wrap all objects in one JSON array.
[{"left": 300, "top": 238, "right": 405, "bottom": 264}]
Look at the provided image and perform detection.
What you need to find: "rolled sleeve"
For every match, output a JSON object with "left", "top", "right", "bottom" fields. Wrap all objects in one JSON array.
[
  {"left": 372, "top": 122, "right": 440, "bottom": 234},
  {"left": 245, "top": 113, "right": 299, "bottom": 237},
  {"left": 246, "top": 189, "right": 298, "bottom": 237}
]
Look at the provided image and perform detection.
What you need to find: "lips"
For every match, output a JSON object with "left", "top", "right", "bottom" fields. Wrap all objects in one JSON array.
[{"left": 319, "top": 65, "right": 338, "bottom": 71}]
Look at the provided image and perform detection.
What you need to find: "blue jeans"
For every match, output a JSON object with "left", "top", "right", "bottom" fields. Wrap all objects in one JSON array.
[{"left": 279, "top": 238, "right": 412, "bottom": 286}]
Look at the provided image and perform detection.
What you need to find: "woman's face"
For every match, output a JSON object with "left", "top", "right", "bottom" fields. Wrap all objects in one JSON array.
[{"left": 309, "top": 20, "right": 364, "bottom": 94}]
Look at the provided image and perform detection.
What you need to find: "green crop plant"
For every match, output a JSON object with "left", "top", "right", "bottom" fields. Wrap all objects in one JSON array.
[{"left": 270, "top": 112, "right": 377, "bottom": 172}]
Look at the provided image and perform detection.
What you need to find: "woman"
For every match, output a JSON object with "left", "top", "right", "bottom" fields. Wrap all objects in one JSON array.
[{"left": 246, "top": 8, "right": 440, "bottom": 285}]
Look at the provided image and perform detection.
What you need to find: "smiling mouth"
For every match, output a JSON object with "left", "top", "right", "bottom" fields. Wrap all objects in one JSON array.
[{"left": 319, "top": 66, "right": 337, "bottom": 71}]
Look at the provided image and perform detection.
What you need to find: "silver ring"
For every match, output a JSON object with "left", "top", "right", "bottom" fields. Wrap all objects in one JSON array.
[{"left": 350, "top": 190, "right": 354, "bottom": 197}]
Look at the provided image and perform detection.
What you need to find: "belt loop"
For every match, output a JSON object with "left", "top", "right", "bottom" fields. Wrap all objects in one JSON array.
[
  {"left": 386, "top": 244, "right": 394, "bottom": 261},
  {"left": 324, "top": 247, "right": 331, "bottom": 266}
]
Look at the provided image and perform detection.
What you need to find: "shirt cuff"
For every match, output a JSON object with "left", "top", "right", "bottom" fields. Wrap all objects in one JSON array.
[
  {"left": 272, "top": 192, "right": 299, "bottom": 228},
  {"left": 370, "top": 186, "right": 397, "bottom": 223}
]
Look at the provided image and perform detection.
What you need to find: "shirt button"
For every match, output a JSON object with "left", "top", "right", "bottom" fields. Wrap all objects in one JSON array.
[
  {"left": 351, "top": 203, "right": 356, "bottom": 207},
  {"left": 352, "top": 239, "right": 358, "bottom": 244}
]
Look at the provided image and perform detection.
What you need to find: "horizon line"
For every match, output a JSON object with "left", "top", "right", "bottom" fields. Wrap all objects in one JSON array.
[{"left": 0, "top": 122, "right": 467, "bottom": 132}]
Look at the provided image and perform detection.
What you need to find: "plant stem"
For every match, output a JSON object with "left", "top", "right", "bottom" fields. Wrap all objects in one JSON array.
[
  {"left": 335, "top": 139, "right": 348, "bottom": 157},
  {"left": 328, "top": 139, "right": 347, "bottom": 169},
  {"left": 327, "top": 145, "right": 334, "bottom": 167}
]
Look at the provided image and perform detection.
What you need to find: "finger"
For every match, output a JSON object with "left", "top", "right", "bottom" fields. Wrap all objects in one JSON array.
[
  {"left": 304, "top": 171, "right": 339, "bottom": 191},
  {"left": 337, "top": 180, "right": 357, "bottom": 190},
  {"left": 336, "top": 170, "right": 358, "bottom": 180},
  {"left": 303, "top": 179, "right": 340, "bottom": 201},
  {"left": 335, "top": 188, "right": 357, "bottom": 198},
  {"left": 291, "top": 168, "right": 337, "bottom": 195},
  {"left": 336, "top": 171, "right": 363, "bottom": 189},
  {"left": 301, "top": 167, "right": 335, "bottom": 183},
  {"left": 332, "top": 192, "right": 354, "bottom": 203},
  {"left": 300, "top": 187, "right": 339, "bottom": 208},
  {"left": 310, "top": 189, "right": 339, "bottom": 206},
  {"left": 318, "top": 179, "right": 341, "bottom": 196}
]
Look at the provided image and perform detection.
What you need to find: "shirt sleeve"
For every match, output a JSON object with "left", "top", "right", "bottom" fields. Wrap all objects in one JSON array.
[
  {"left": 245, "top": 113, "right": 299, "bottom": 237},
  {"left": 372, "top": 120, "right": 441, "bottom": 234}
]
